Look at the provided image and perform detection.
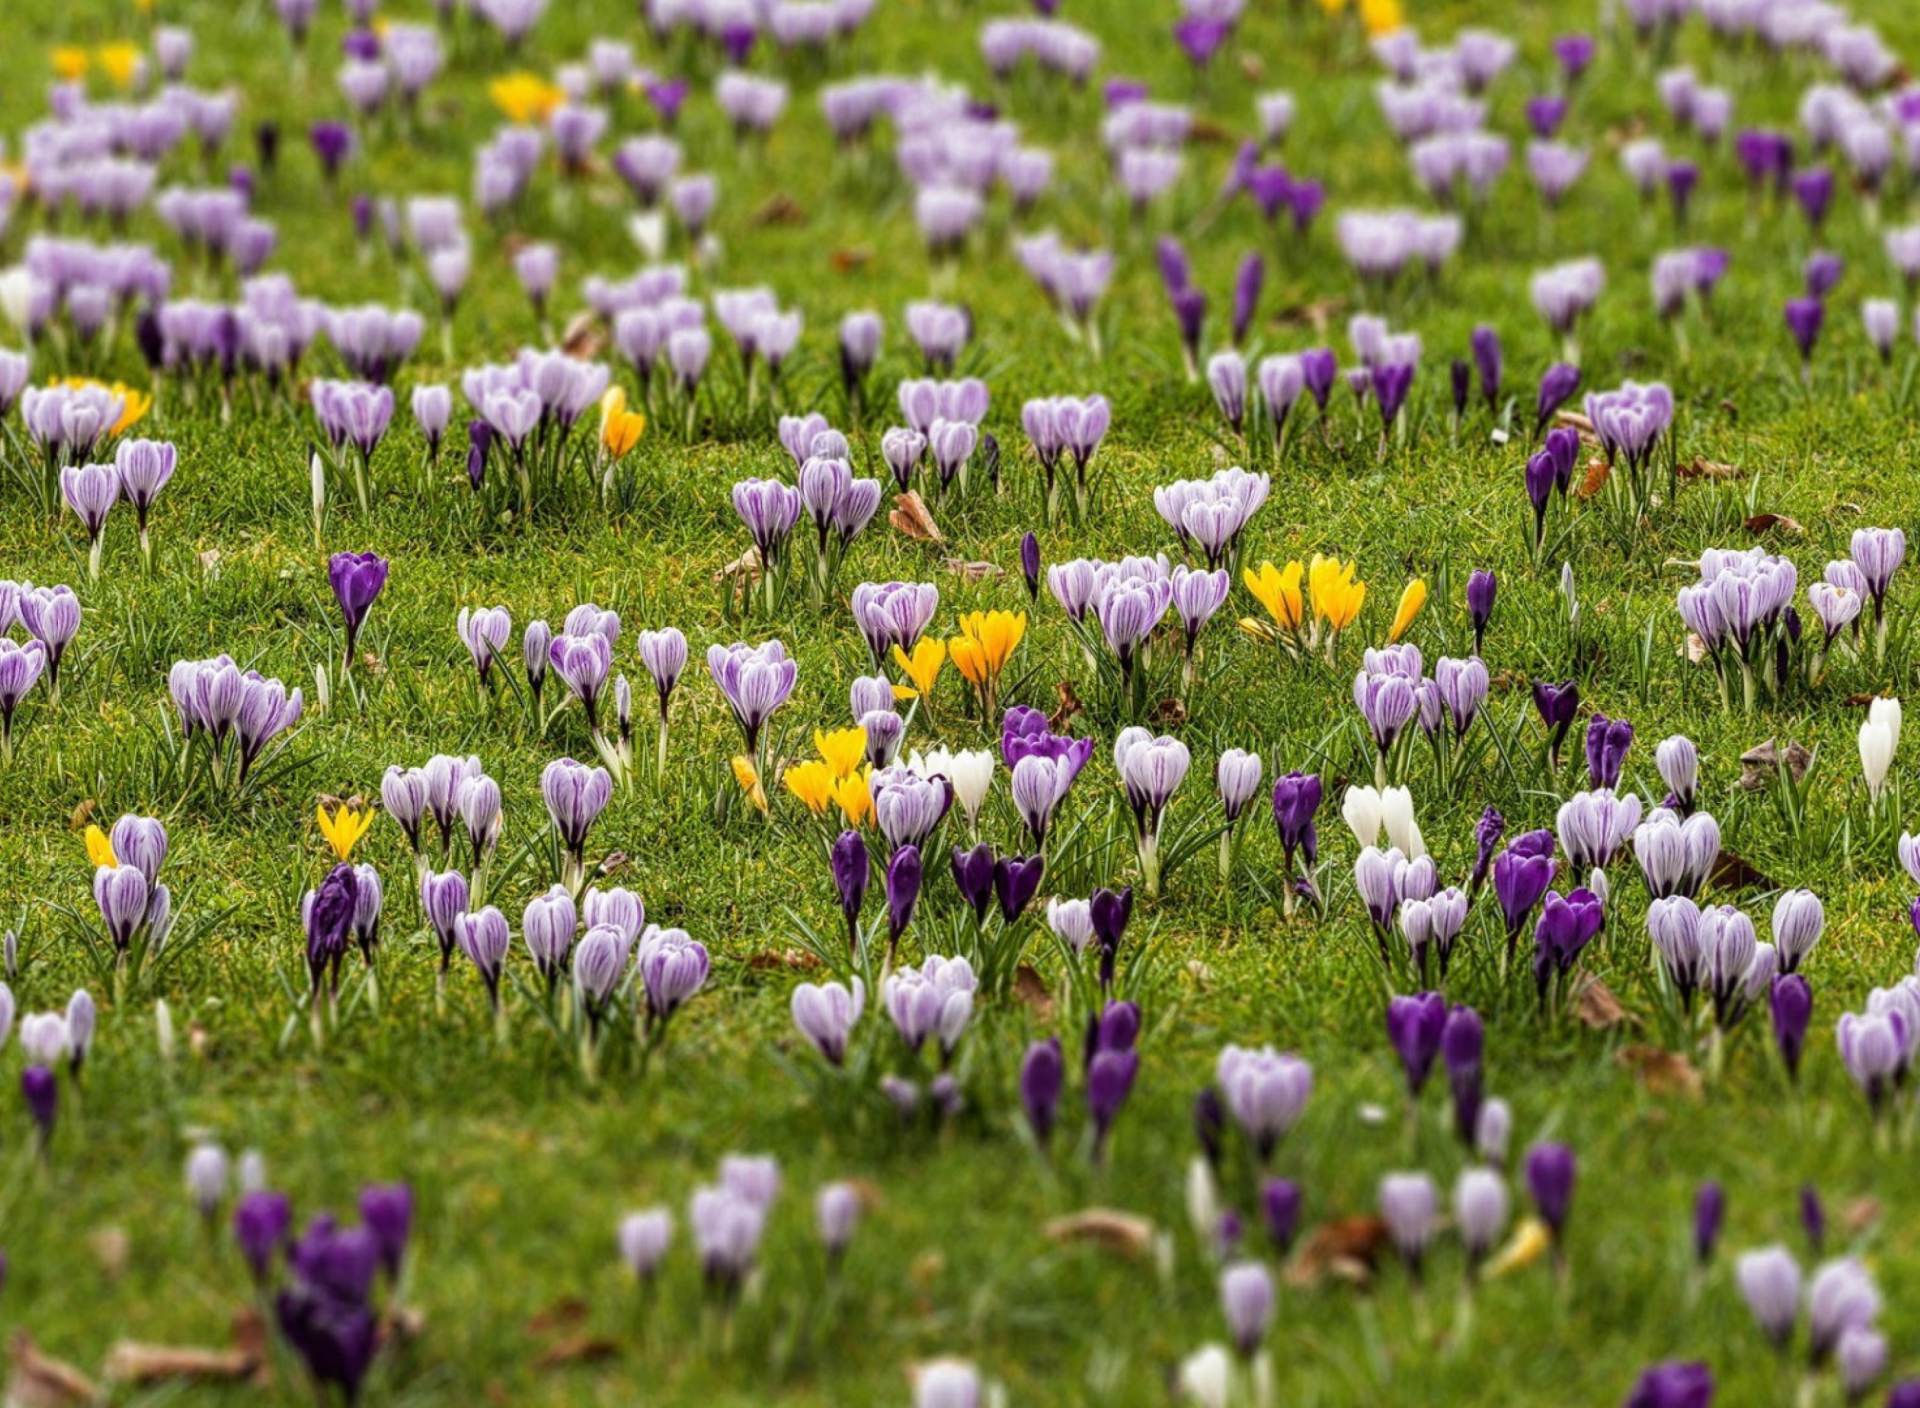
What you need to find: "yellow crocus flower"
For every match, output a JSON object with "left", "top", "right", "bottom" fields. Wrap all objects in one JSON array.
[
  {"left": 833, "top": 769, "right": 873, "bottom": 827},
  {"left": 1243, "top": 560, "right": 1305, "bottom": 633},
  {"left": 85, "top": 824, "right": 117, "bottom": 868},
  {"left": 1309, "top": 554, "right": 1366, "bottom": 631},
  {"left": 1387, "top": 579, "right": 1428, "bottom": 643},
  {"left": 1487, "top": 1217, "right": 1552, "bottom": 1277},
  {"left": 316, "top": 801, "right": 376, "bottom": 861},
  {"left": 731, "top": 755, "right": 768, "bottom": 813},
  {"left": 891, "top": 638, "right": 947, "bottom": 699},
  {"left": 1360, "top": 0, "right": 1405, "bottom": 37},
  {"left": 782, "top": 759, "right": 836, "bottom": 814},
  {"left": 815, "top": 727, "right": 868, "bottom": 780},
  {"left": 52, "top": 48, "right": 89, "bottom": 82},
  {"left": 489, "top": 72, "right": 564, "bottom": 125},
  {"left": 949, "top": 610, "right": 1026, "bottom": 685},
  {"left": 96, "top": 43, "right": 144, "bottom": 90},
  {"left": 599, "top": 387, "right": 646, "bottom": 459}
]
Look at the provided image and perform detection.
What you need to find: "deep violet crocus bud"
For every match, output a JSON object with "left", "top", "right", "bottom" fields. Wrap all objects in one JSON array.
[
  {"left": 1087, "top": 1048, "right": 1139, "bottom": 1158},
  {"left": 1535, "top": 362, "right": 1581, "bottom": 439},
  {"left": 1693, "top": 1181, "right": 1725, "bottom": 1265},
  {"left": 1770, "top": 973, "right": 1811, "bottom": 1080},
  {"left": 951, "top": 843, "right": 995, "bottom": 922},
  {"left": 830, "top": 830, "right": 868, "bottom": 955},
  {"left": 1800, "top": 1185, "right": 1825, "bottom": 1257},
  {"left": 1469, "top": 325, "right": 1502, "bottom": 410},
  {"left": 1261, "top": 1178, "right": 1301, "bottom": 1255},
  {"left": 1467, "top": 570, "right": 1497, "bottom": 655},
  {"left": 1524, "top": 1141, "right": 1577, "bottom": 1241},
  {"left": 1021, "top": 1037, "right": 1064, "bottom": 1149},
  {"left": 22, "top": 1066, "right": 55, "bottom": 1148},
  {"left": 360, "top": 1183, "right": 413, "bottom": 1280},
  {"left": 1386, "top": 992, "right": 1447, "bottom": 1095},
  {"left": 328, "top": 552, "right": 389, "bottom": 660},
  {"left": 1785, "top": 297, "right": 1824, "bottom": 367},
  {"left": 235, "top": 1190, "right": 292, "bottom": 1285},
  {"left": 1624, "top": 1362, "right": 1714, "bottom": 1408},
  {"left": 1469, "top": 806, "right": 1504, "bottom": 896},
  {"left": 1532, "top": 680, "right": 1579, "bottom": 765},
  {"left": 885, "top": 845, "right": 922, "bottom": 950},
  {"left": 1193, "top": 1087, "right": 1225, "bottom": 1170},
  {"left": 1020, "top": 532, "right": 1041, "bottom": 600},
  {"left": 1091, "top": 886, "right": 1133, "bottom": 991}
]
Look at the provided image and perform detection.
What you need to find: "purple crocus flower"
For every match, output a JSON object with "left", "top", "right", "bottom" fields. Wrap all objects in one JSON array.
[
  {"left": 359, "top": 1184, "right": 413, "bottom": 1280},
  {"left": 1770, "top": 973, "right": 1812, "bottom": 1080},
  {"left": 1020, "top": 1038, "right": 1064, "bottom": 1149},
  {"left": 885, "top": 845, "right": 922, "bottom": 956},
  {"left": 1785, "top": 297, "right": 1825, "bottom": 367},
  {"left": 1532, "top": 679, "right": 1579, "bottom": 765},
  {"left": 1087, "top": 1048, "right": 1139, "bottom": 1160},
  {"left": 1091, "top": 886, "right": 1132, "bottom": 992},
  {"left": 1386, "top": 992, "right": 1446, "bottom": 1095},
  {"left": 1442, "top": 1004, "right": 1484, "bottom": 1144},
  {"left": 1693, "top": 1182, "right": 1725, "bottom": 1265},
  {"left": 309, "top": 121, "right": 352, "bottom": 180},
  {"left": 1535, "top": 362, "right": 1581, "bottom": 439},
  {"left": 328, "top": 552, "right": 388, "bottom": 662},
  {"left": 1624, "top": 1362, "right": 1713, "bottom": 1408},
  {"left": 1792, "top": 167, "right": 1834, "bottom": 232},
  {"left": 1585, "top": 713, "right": 1634, "bottom": 789},
  {"left": 1466, "top": 570, "right": 1497, "bottom": 654},
  {"left": 1231, "top": 254, "right": 1264, "bottom": 346},
  {"left": 235, "top": 1190, "right": 293, "bottom": 1285},
  {"left": 1524, "top": 1141, "right": 1577, "bottom": 1239}
]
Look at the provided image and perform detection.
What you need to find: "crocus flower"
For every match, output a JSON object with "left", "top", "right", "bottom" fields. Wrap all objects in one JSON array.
[
  {"left": 1524, "top": 1141, "right": 1577, "bottom": 1243},
  {"left": 1624, "top": 1362, "right": 1714, "bottom": 1408},
  {"left": 792, "top": 977, "right": 864, "bottom": 1065},
  {"left": 1454, "top": 1168, "right": 1508, "bottom": 1269},
  {"left": 1215, "top": 1046, "right": 1312, "bottom": 1162},
  {"left": 328, "top": 552, "right": 389, "bottom": 666},
  {"left": 1021, "top": 1037, "right": 1064, "bottom": 1149},
  {"left": 1771, "top": 973, "right": 1812, "bottom": 1080},
  {"left": 1785, "top": 296, "right": 1825, "bottom": 369},
  {"left": 1386, "top": 992, "right": 1446, "bottom": 1095},
  {"left": 1379, "top": 1172, "right": 1438, "bottom": 1278},
  {"left": 1693, "top": 1182, "right": 1725, "bottom": 1265}
]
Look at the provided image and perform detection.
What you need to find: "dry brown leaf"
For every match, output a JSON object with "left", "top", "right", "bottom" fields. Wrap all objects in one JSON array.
[
  {"left": 713, "top": 545, "right": 763, "bottom": 584},
  {"left": 1276, "top": 297, "right": 1347, "bottom": 335},
  {"left": 1709, "top": 850, "right": 1776, "bottom": 892},
  {"left": 104, "top": 1342, "right": 260, "bottom": 1386},
  {"left": 69, "top": 798, "right": 97, "bottom": 831},
  {"left": 746, "top": 948, "right": 823, "bottom": 972},
  {"left": 7, "top": 1334, "right": 98, "bottom": 1408},
  {"left": 91, "top": 1226, "right": 130, "bottom": 1282},
  {"left": 751, "top": 193, "right": 807, "bottom": 226},
  {"left": 1049, "top": 681, "right": 1085, "bottom": 731},
  {"left": 1574, "top": 457, "right": 1610, "bottom": 499},
  {"left": 1044, "top": 1209, "right": 1155, "bottom": 1259},
  {"left": 943, "top": 558, "right": 1004, "bottom": 583},
  {"left": 1616, "top": 1045, "right": 1703, "bottom": 1098},
  {"left": 1737, "top": 739, "right": 1810, "bottom": 793},
  {"left": 1188, "top": 118, "right": 1234, "bottom": 144},
  {"left": 1842, "top": 1197, "right": 1882, "bottom": 1236},
  {"left": 525, "top": 1298, "right": 590, "bottom": 1336},
  {"left": 1285, "top": 1217, "right": 1389, "bottom": 1290},
  {"left": 1238, "top": 54, "right": 1266, "bottom": 82},
  {"left": 1011, "top": 964, "right": 1055, "bottom": 1021},
  {"left": 197, "top": 549, "right": 222, "bottom": 579},
  {"left": 560, "top": 313, "right": 605, "bottom": 360},
  {"left": 535, "top": 1337, "right": 620, "bottom": 1370},
  {"left": 828, "top": 248, "right": 872, "bottom": 272},
  {"left": 1847, "top": 693, "right": 1881, "bottom": 706},
  {"left": 909, "top": 1252, "right": 945, "bottom": 1289},
  {"left": 1573, "top": 975, "right": 1633, "bottom": 1029},
  {"left": 1677, "top": 457, "right": 1744, "bottom": 481},
  {"left": 1149, "top": 697, "right": 1188, "bottom": 725},
  {"left": 889, "top": 491, "right": 944, "bottom": 544},
  {"left": 1745, "top": 513, "right": 1804, "bottom": 535},
  {"left": 1684, "top": 632, "right": 1709, "bottom": 664}
]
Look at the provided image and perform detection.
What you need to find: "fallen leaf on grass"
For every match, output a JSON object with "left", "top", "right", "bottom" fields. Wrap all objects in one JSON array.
[
  {"left": 1150, "top": 697, "right": 1188, "bottom": 725},
  {"left": 1745, "top": 513, "right": 1804, "bottom": 535},
  {"left": 1842, "top": 1197, "right": 1881, "bottom": 1236},
  {"left": 1575, "top": 457, "right": 1610, "bottom": 498},
  {"left": 889, "top": 492, "right": 943, "bottom": 544},
  {"left": 104, "top": 1342, "right": 260, "bottom": 1386},
  {"left": 1708, "top": 850, "right": 1776, "bottom": 891},
  {"left": 560, "top": 313, "right": 605, "bottom": 360},
  {"left": 1676, "top": 457, "right": 1744, "bottom": 481},
  {"left": 828, "top": 248, "right": 871, "bottom": 272},
  {"left": 1044, "top": 1209, "right": 1155, "bottom": 1259},
  {"left": 1011, "top": 965, "right": 1054, "bottom": 1021},
  {"left": 534, "top": 1337, "right": 619, "bottom": 1370},
  {"left": 1285, "top": 1217, "right": 1388, "bottom": 1290},
  {"left": 6, "top": 1334, "right": 97, "bottom": 1408},
  {"left": 1049, "top": 681, "right": 1084, "bottom": 731},
  {"left": 1737, "top": 738, "right": 1810, "bottom": 791},
  {"left": 751, "top": 193, "right": 807, "bottom": 226},
  {"left": 1188, "top": 118, "right": 1234, "bottom": 144},
  {"left": 942, "top": 558, "right": 1004, "bottom": 583},
  {"left": 69, "top": 799, "right": 97, "bottom": 831},
  {"left": 525, "top": 1298, "right": 590, "bottom": 1336},
  {"left": 1573, "top": 975, "right": 1634, "bottom": 1029},
  {"left": 746, "top": 948, "right": 823, "bottom": 972},
  {"left": 1275, "top": 297, "right": 1347, "bottom": 334},
  {"left": 714, "top": 545, "right": 764, "bottom": 584},
  {"left": 1616, "top": 1044, "right": 1703, "bottom": 1098}
]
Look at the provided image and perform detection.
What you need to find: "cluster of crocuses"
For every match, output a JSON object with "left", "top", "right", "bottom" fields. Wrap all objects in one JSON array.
[
  {"left": 1043, "top": 553, "right": 1235, "bottom": 717},
  {"left": 1, "top": 984, "right": 97, "bottom": 1159},
  {"left": 0, "top": 581, "right": 79, "bottom": 761},
  {"left": 1677, "top": 529, "right": 1904, "bottom": 717},
  {"left": 732, "top": 415, "right": 882, "bottom": 612}
]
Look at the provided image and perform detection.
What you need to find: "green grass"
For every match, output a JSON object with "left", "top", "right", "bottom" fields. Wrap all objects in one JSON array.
[{"left": 3, "top": 0, "right": 1920, "bottom": 1403}]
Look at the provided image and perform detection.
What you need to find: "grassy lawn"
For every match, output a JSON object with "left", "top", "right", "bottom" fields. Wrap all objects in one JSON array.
[{"left": 2, "top": 0, "right": 1920, "bottom": 1403}]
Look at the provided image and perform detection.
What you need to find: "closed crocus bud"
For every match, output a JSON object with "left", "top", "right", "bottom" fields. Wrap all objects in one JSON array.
[
  {"left": 1770, "top": 974, "right": 1812, "bottom": 1080},
  {"left": 1216, "top": 749, "right": 1263, "bottom": 824},
  {"left": 618, "top": 1208, "right": 673, "bottom": 1281},
  {"left": 816, "top": 1181, "right": 859, "bottom": 1261},
  {"left": 522, "top": 620, "right": 552, "bottom": 703},
  {"left": 1735, "top": 1245, "right": 1800, "bottom": 1348},
  {"left": 1837, "top": 1327, "right": 1888, "bottom": 1402},
  {"left": 234, "top": 1190, "right": 291, "bottom": 1285},
  {"left": 1801, "top": 1185, "right": 1826, "bottom": 1258},
  {"left": 885, "top": 845, "right": 922, "bottom": 947},
  {"left": 1379, "top": 1172, "right": 1438, "bottom": 1276},
  {"left": 914, "top": 1361, "right": 981, "bottom": 1408},
  {"left": 829, "top": 830, "right": 869, "bottom": 952},
  {"left": 1453, "top": 1166, "right": 1508, "bottom": 1266},
  {"left": 1260, "top": 1177, "right": 1301, "bottom": 1256},
  {"left": 1019, "top": 532, "right": 1040, "bottom": 600},
  {"left": 1655, "top": 735, "right": 1698, "bottom": 812},
  {"left": 21, "top": 1065, "right": 56, "bottom": 1146},
  {"left": 1466, "top": 570, "right": 1496, "bottom": 654},
  {"left": 186, "top": 1143, "right": 229, "bottom": 1221},
  {"left": 1693, "top": 1181, "right": 1725, "bottom": 1265},
  {"left": 1021, "top": 1037, "right": 1064, "bottom": 1149},
  {"left": 360, "top": 1183, "right": 413, "bottom": 1280},
  {"left": 1219, "top": 1261, "right": 1274, "bottom": 1357},
  {"left": 1476, "top": 1097, "right": 1512, "bottom": 1166},
  {"left": 1524, "top": 1142, "right": 1577, "bottom": 1241},
  {"left": 1771, "top": 889, "right": 1824, "bottom": 973},
  {"left": 1624, "top": 1362, "right": 1714, "bottom": 1408},
  {"left": 65, "top": 991, "right": 96, "bottom": 1079},
  {"left": 1885, "top": 1380, "right": 1920, "bottom": 1408}
]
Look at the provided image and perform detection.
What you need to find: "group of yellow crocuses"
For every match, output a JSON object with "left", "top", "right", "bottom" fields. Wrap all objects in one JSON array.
[
  {"left": 489, "top": 72, "right": 566, "bottom": 125},
  {"left": 781, "top": 728, "right": 873, "bottom": 827},
  {"left": 1315, "top": 0, "right": 1407, "bottom": 39},
  {"left": 892, "top": 610, "right": 1027, "bottom": 719},
  {"left": 1241, "top": 556, "right": 1425, "bottom": 662},
  {"left": 52, "top": 44, "right": 147, "bottom": 89}
]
